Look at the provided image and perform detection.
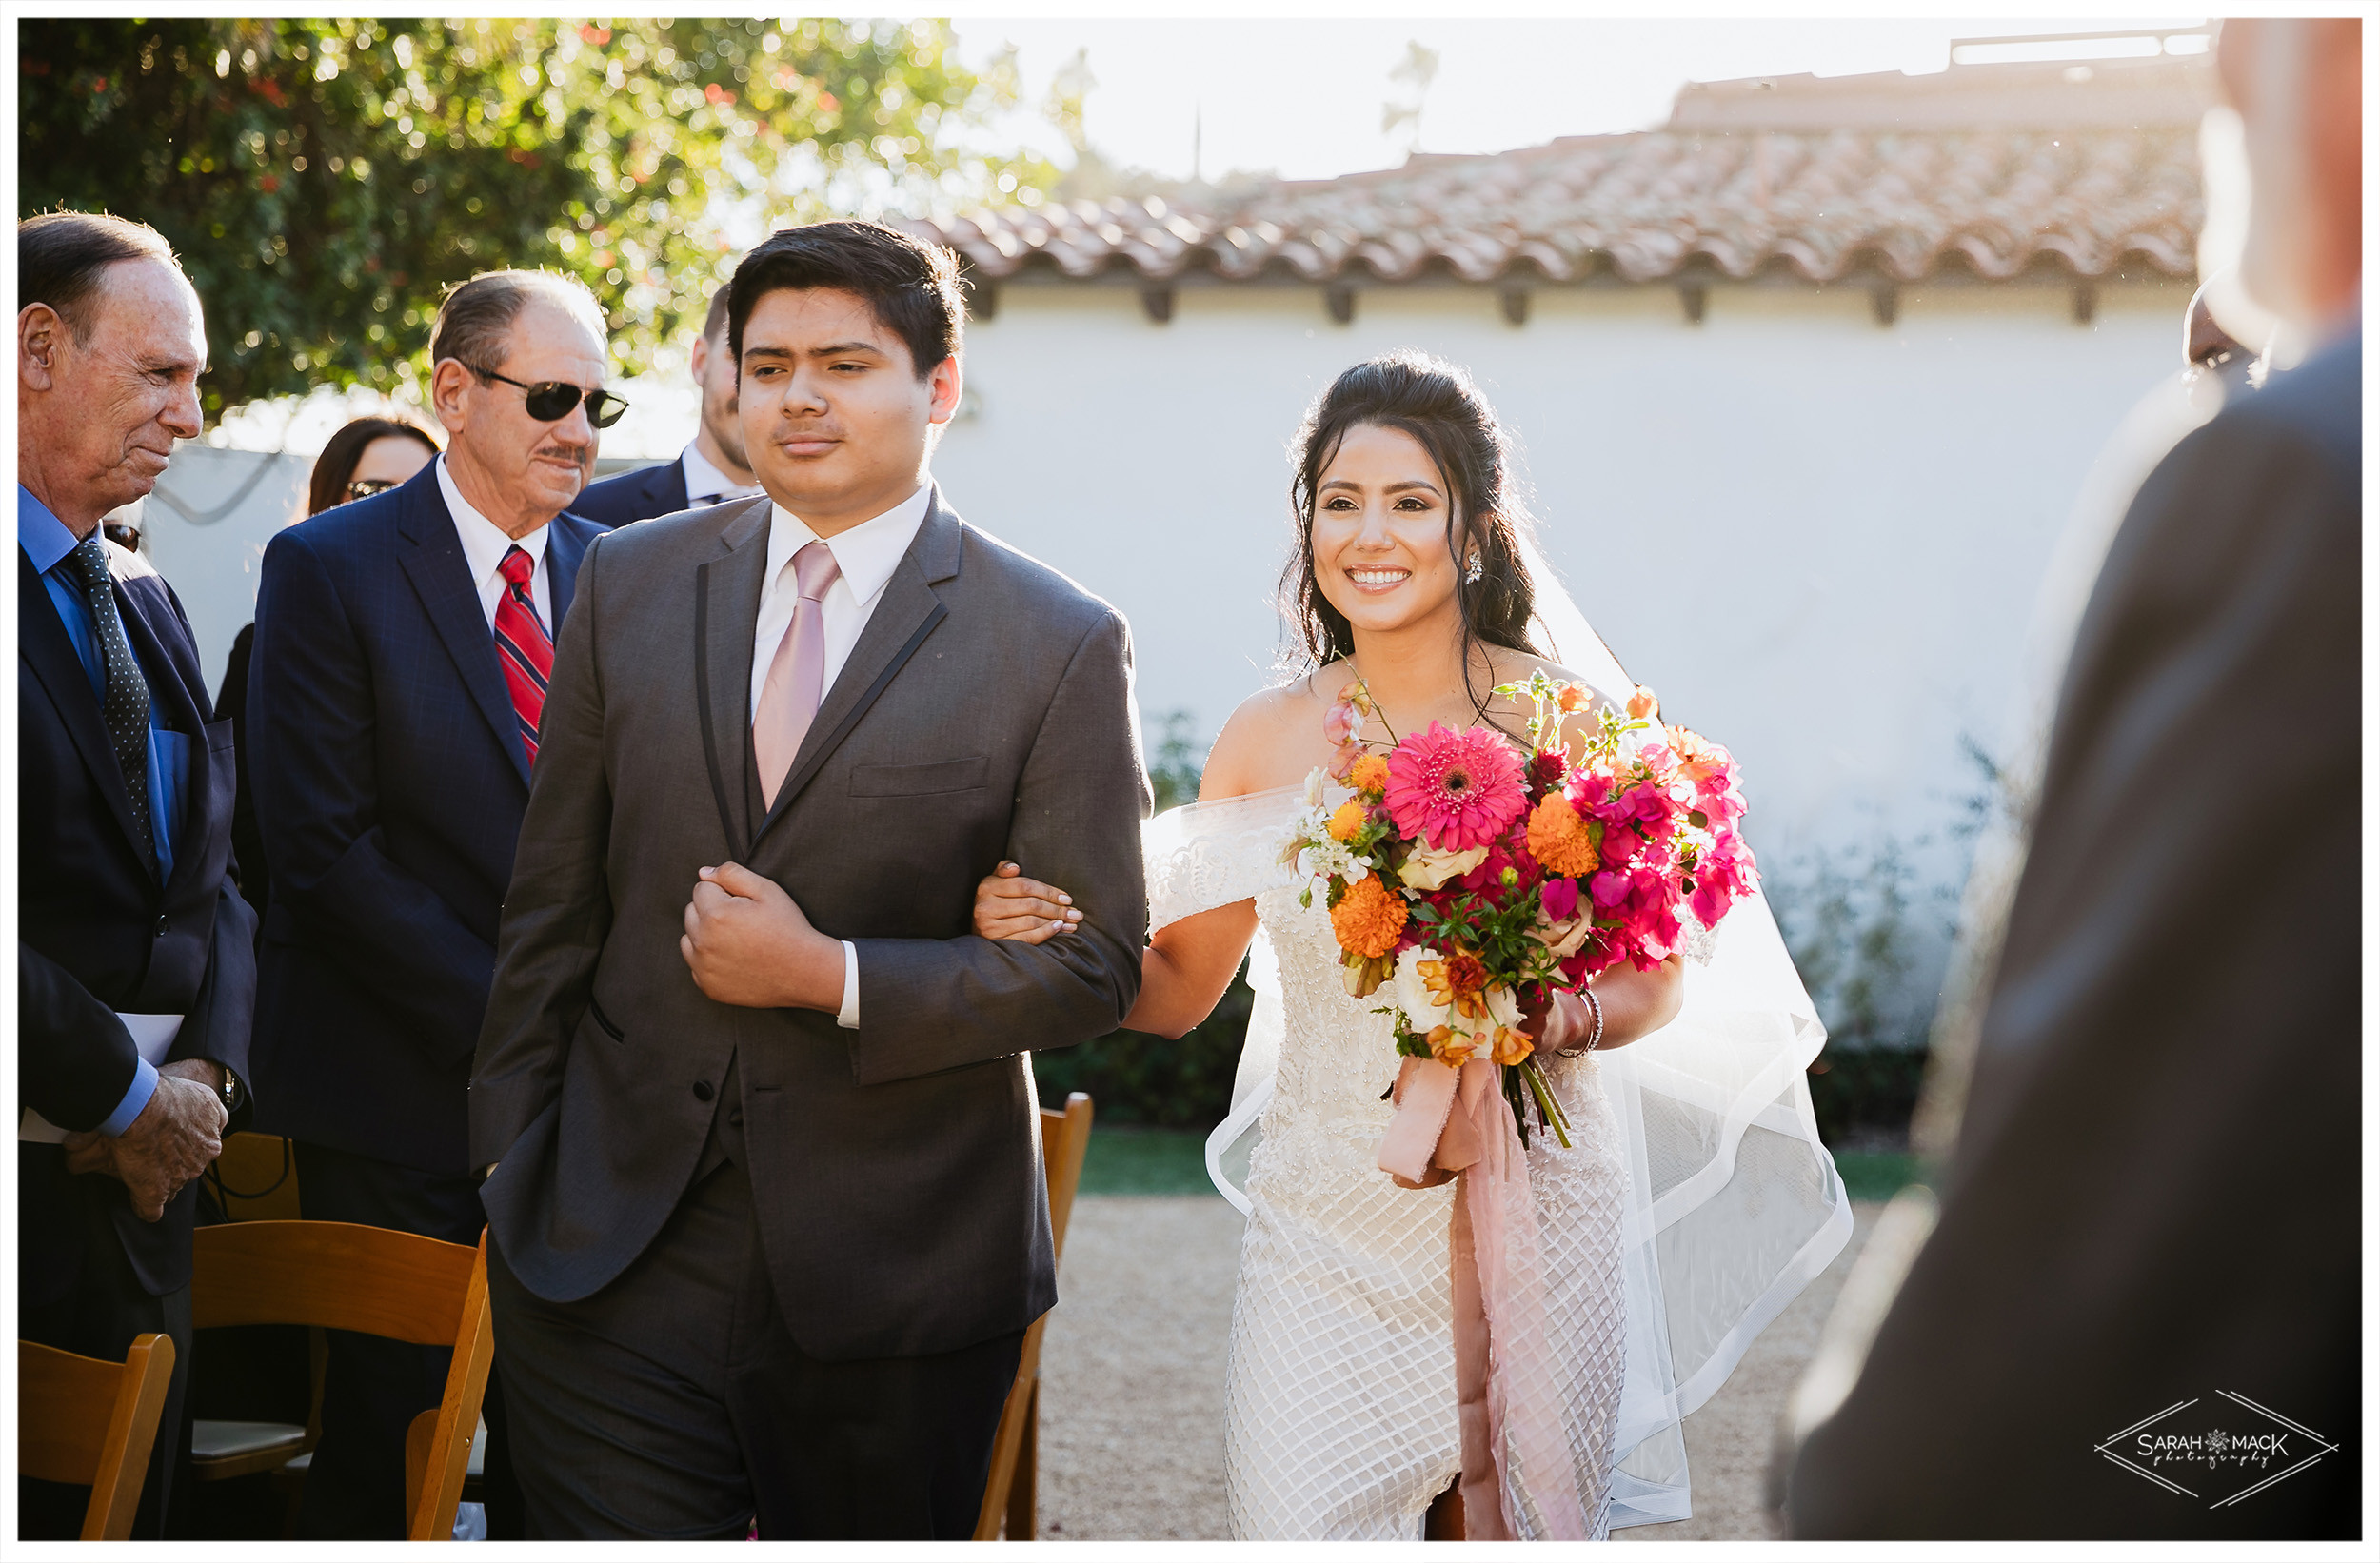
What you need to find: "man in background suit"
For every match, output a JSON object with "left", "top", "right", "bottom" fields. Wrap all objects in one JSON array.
[
  {"left": 470, "top": 221, "right": 1149, "bottom": 1538},
  {"left": 18, "top": 211, "right": 253, "bottom": 1539},
  {"left": 1787, "top": 18, "right": 2360, "bottom": 1539},
  {"left": 572, "top": 285, "right": 760, "bottom": 527},
  {"left": 246, "top": 269, "right": 618, "bottom": 1537}
]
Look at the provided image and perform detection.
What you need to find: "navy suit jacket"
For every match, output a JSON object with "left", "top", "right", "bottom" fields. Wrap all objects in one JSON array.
[
  {"left": 247, "top": 466, "right": 605, "bottom": 1175},
  {"left": 569, "top": 457, "right": 687, "bottom": 530},
  {"left": 20, "top": 541, "right": 256, "bottom": 1298}
]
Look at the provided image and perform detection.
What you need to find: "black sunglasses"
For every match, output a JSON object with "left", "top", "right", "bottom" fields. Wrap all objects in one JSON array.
[
  {"left": 346, "top": 478, "right": 402, "bottom": 501},
  {"left": 468, "top": 365, "right": 628, "bottom": 428}
]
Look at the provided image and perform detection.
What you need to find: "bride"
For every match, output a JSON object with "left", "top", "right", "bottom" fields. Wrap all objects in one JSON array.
[{"left": 975, "top": 352, "right": 1849, "bottom": 1539}]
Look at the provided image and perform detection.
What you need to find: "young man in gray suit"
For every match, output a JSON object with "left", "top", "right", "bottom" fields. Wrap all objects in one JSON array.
[{"left": 470, "top": 221, "right": 1150, "bottom": 1538}]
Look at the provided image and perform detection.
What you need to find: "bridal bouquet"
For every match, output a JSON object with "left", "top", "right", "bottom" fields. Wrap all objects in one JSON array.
[{"left": 1286, "top": 671, "right": 1758, "bottom": 1148}]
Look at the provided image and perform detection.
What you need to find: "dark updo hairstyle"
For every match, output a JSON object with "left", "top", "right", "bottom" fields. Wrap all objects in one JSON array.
[
  {"left": 1282, "top": 350, "right": 1543, "bottom": 720},
  {"left": 307, "top": 415, "right": 441, "bottom": 517}
]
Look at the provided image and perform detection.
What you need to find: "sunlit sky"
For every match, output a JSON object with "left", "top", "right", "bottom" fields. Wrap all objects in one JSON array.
[{"left": 942, "top": 15, "right": 2205, "bottom": 184}]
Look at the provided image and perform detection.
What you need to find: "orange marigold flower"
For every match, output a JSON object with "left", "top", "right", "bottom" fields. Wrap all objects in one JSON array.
[
  {"left": 1330, "top": 874, "right": 1407, "bottom": 960},
  {"left": 1327, "top": 801, "right": 1370, "bottom": 842},
  {"left": 1526, "top": 792, "right": 1603, "bottom": 877},
  {"left": 1491, "top": 1026, "right": 1535, "bottom": 1066},
  {"left": 1348, "top": 752, "right": 1391, "bottom": 795}
]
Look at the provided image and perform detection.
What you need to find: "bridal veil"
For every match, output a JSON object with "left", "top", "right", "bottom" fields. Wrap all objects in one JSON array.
[{"left": 1150, "top": 530, "right": 1851, "bottom": 1528}]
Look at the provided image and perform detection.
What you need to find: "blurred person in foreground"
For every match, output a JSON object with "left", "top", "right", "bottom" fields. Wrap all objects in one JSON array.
[
  {"left": 245, "top": 270, "right": 617, "bottom": 1537},
  {"left": 18, "top": 210, "right": 254, "bottom": 1538},
  {"left": 1786, "top": 17, "right": 2358, "bottom": 1539},
  {"left": 214, "top": 414, "right": 440, "bottom": 926},
  {"left": 571, "top": 283, "right": 760, "bottom": 525}
]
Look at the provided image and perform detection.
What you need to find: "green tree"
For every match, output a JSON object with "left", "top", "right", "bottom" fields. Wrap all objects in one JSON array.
[{"left": 21, "top": 18, "right": 1053, "bottom": 413}]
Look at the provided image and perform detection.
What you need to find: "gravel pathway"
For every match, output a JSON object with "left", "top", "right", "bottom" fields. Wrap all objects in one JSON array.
[{"left": 1035, "top": 1195, "right": 1880, "bottom": 1541}]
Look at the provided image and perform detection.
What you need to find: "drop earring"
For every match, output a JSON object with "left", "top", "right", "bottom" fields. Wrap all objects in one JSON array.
[{"left": 1464, "top": 547, "right": 1483, "bottom": 584}]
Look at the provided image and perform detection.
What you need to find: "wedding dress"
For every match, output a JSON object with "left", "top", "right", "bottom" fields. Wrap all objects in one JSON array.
[{"left": 1145, "top": 538, "right": 1852, "bottom": 1539}]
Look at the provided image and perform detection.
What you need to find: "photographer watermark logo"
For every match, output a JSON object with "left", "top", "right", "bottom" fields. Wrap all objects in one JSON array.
[{"left": 2096, "top": 1392, "right": 2340, "bottom": 1509}]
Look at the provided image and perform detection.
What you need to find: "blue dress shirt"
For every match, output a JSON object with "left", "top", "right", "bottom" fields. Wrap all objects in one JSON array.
[{"left": 20, "top": 485, "right": 190, "bottom": 1136}]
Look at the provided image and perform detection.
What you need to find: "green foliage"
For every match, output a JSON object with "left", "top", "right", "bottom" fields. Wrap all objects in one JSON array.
[
  {"left": 1076, "top": 1126, "right": 1221, "bottom": 1197},
  {"left": 1832, "top": 1149, "right": 1925, "bottom": 1203},
  {"left": 1034, "top": 973, "right": 1251, "bottom": 1130},
  {"left": 1146, "top": 707, "right": 1205, "bottom": 812},
  {"left": 20, "top": 18, "right": 1057, "bottom": 413},
  {"left": 1806, "top": 1044, "right": 1932, "bottom": 1145}
]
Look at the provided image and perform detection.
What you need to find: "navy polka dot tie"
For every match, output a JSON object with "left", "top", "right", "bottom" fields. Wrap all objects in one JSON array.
[{"left": 63, "top": 534, "right": 155, "bottom": 860}]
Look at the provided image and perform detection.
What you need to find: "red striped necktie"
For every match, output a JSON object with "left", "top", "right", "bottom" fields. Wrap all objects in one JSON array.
[{"left": 493, "top": 544, "right": 553, "bottom": 765}]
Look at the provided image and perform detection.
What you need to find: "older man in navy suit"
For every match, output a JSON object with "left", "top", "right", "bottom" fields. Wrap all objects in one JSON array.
[
  {"left": 18, "top": 211, "right": 254, "bottom": 1539},
  {"left": 247, "top": 269, "right": 617, "bottom": 1537},
  {"left": 571, "top": 285, "right": 760, "bottom": 528}
]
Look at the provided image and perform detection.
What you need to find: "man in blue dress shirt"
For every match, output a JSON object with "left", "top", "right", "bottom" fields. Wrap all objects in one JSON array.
[{"left": 18, "top": 211, "right": 255, "bottom": 1537}]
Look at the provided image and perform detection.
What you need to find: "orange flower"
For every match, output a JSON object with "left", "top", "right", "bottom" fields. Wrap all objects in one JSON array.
[
  {"left": 1557, "top": 683, "right": 1591, "bottom": 713},
  {"left": 1348, "top": 752, "right": 1391, "bottom": 795},
  {"left": 1420, "top": 951, "right": 1491, "bottom": 1020},
  {"left": 1330, "top": 874, "right": 1408, "bottom": 960},
  {"left": 1327, "top": 801, "right": 1370, "bottom": 842},
  {"left": 1427, "top": 1024, "right": 1483, "bottom": 1067},
  {"left": 1526, "top": 792, "right": 1603, "bottom": 877},
  {"left": 1491, "top": 1026, "right": 1535, "bottom": 1066},
  {"left": 1626, "top": 685, "right": 1659, "bottom": 721}
]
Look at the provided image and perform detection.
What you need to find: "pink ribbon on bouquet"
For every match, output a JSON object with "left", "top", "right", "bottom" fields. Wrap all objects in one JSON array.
[{"left": 1378, "top": 1056, "right": 1589, "bottom": 1541}]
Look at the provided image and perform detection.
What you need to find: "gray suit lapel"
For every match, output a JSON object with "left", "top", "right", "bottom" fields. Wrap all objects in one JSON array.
[
  {"left": 747, "top": 497, "right": 962, "bottom": 853},
  {"left": 691, "top": 498, "right": 775, "bottom": 859}
]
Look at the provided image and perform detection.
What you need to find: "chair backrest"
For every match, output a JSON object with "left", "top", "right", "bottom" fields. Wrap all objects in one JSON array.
[
  {"left": 971, "top": 1092, "right": 1097, "bottom": 1541},
  {"left": 1041, "top": 1092, "right": 1095, "bottom": 1265},
  {"left": 18, "top": 1334, "right": 177, "bottom": 1540},
  {"left": 192, "top": 1220, "right": 493, "bottom": 1541}
]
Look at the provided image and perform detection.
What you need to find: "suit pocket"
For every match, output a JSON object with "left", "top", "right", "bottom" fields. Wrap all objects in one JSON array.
[
  {"left": 848, "top": 756, "right": 990, "bottom": 797},
  {"left": 587, "top": 996, "right": 625, "bottom": 1042}
]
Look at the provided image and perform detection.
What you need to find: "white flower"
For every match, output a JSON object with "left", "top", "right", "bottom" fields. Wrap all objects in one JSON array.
[
  {"left": 1398, "top": 842, "right": 1490, "bottom": 892},
  {"left": 1484, "top": 982, "right": 1522, "bottom": 1031},
  {"left": 1392, "top": 945, "right": 1450, "bottom": 1035}
]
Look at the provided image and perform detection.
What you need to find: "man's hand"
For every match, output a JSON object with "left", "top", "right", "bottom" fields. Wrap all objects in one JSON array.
[
  {"left": 60, "top": 1065, "right": 228, "bottom": 1222},
  {"left": 681, "top": 861, "right": 844, "bottom": 1011}
]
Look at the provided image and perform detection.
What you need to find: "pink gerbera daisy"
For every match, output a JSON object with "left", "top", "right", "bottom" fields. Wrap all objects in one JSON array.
[{"left": 1383, "top": 722, "right": 1528, "bottom": 853}]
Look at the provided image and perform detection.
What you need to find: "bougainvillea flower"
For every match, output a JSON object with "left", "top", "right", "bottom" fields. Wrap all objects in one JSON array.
[
  {"left": 1540, "top": 875, "right": 1580, "bottom": 923},
  {"left": 1384, "top": 722, "right": 1529, "bottom": 852}
]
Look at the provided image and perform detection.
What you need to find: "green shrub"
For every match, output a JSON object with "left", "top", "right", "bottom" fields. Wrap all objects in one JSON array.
[{"left": 1034, "top": 971, "right": 1250, "bottom": 1129}]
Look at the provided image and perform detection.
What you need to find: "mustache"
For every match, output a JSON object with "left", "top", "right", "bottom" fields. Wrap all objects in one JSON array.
[{"left": 536, "top": 443, "right": 592, "bottom": 463}]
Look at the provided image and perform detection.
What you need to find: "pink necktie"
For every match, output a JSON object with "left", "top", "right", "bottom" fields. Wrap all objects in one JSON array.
[{"left": 753, "top": 541, "right": 840, "bottom": 808}]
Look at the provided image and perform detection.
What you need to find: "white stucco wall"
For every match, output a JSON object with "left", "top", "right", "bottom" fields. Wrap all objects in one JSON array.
[
  {"left": 139, "top": 272, "right": 2192, "bottom": 926},
  {"left": 928, "top": 277, "right": 2192, "bottom": 891}
]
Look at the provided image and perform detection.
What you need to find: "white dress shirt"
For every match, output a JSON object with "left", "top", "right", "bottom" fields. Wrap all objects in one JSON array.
[
  {"left": 680, "top": 441, "right": 763, "bottom": 507},
  {"left": 437, "top": 457, "right": 552, "bottom": 634},
  {"left": 752, "top": 480, "right": 935, "bottom": 1030}
]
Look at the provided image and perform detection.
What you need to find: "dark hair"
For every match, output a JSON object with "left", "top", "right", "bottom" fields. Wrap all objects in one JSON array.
[
  {"left": 701, "top": 283, "right": 733, "bottom": 343},
  {"left": 428, "top": 269, "right": 606, "bottom": 375},
  {"left": 725, "top": 221, "right": 962, "bottom": 380},
  {"left": 307, "top": 415, "right": 440, "bottom": 516},
  {"left": 19, "top": 210, "right": 180, "bottom": 345},
  {"left": 1282, "top": 352, "right": 1542, "bottom": 716}
]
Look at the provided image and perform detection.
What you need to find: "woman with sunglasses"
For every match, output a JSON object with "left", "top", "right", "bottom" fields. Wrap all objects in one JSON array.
[{"left": 214, "top": 414, "right": 441, "bottom": 925}]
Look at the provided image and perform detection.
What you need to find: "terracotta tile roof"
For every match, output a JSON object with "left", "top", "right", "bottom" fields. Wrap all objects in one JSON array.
[{"left": 907, "top": 57, "right": 2211, "bottom": 288}]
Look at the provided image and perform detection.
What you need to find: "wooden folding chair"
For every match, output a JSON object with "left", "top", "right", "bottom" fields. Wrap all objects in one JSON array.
[
  {"left": 189, "top": 1132, "right": 323, "bottom": 1496},
  {"left": 18, "top": 1334, "right": 178, "bottom": 1540},
  {"left": 974, "top": 1091, "right": 1095, "bottom": 1541},
  {"left": 192, "top": 1220, "right": 495, "bottom": 1541}
]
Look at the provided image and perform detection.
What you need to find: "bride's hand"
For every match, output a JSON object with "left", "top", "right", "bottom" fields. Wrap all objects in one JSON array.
[
  {"left": 1580, "top": 956, "right": 1686, "bottom": 1050},
  {"left": 974, "top": 861, "right": 1083, "bottom": 944}
]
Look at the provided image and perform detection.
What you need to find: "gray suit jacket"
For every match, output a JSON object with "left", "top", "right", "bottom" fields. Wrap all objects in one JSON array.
[
  {"left": 469, "top": 489, "right": 1149, "bottom": 1360},
  {"left": 1788, "top": 333, "right": 2359, "bottom": 1537}
]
